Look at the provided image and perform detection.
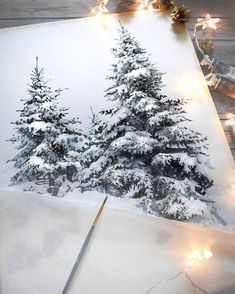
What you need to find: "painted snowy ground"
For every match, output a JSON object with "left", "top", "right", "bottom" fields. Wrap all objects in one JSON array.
[
  {"left": 0, "top": 11, "right": 235, "bottom": 231},
  {"left": 0, "top": 189, "right": 235, "bottom": 294},
  {"left": 4, "top": 182, "right": 235, "bottom": 233},
  {"left": 66, "top": 187, "right": 235, "bottom": 233}
]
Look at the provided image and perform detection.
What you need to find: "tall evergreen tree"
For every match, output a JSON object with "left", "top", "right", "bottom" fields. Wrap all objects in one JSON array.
[
  {"left": 8, "top": 59, "right": 86, "bottom": 196},
  {"left": 81, "top": 26, "right": 213, "bottom": 220}
]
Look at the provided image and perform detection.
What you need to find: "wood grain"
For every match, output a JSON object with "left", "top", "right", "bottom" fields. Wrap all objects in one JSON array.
[
  {"left": 0, "top": 0, "right": 93, "bottom": 18},
  {"left": 212, "top": 91, "right": 235, "bottom": 115},
  {"left": 0, "top": 0, "right": 130, "bottom": 18},
  {"left": 191, "top": 39, "right": 235, "bottom": 65},
  {"left": 177, "top": 0, "right": 235, "bottom": 18},
  {"left": 0, "top": 0, "right": 234, "bottom": 19}
]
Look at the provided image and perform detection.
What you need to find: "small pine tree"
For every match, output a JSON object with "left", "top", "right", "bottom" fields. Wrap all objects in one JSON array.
[
  {"left": 80, "top": 107, "right": 106, "bottom": 191},
  {"left": 81, "top": 26, "right": 213, "bottom": 220},
  {"left": 8, "top": 58, "right": 86, "bottom": 196}
]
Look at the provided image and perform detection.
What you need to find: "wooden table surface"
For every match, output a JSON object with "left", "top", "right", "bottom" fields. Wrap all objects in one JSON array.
[{"left": 0, "top": 0, "right": 235, "bottom": 158}]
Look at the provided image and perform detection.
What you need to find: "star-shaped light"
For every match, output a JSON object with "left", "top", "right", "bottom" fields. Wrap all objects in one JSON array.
[
  {"left": 137, "top": 0, "right": 157, "bottom": 11},
  {"left": 91, "top": 0, "right": 109, "bottom": 17},
  {"left": 186, "top": 248, "right": 213, "bottom": 268},
  {"left": 197, "top": 13, "right": 220, "bottom": 30},
  {"left": 200, "top": 55, "right": 212, "bottom": 66},
  {"left": 204, "top": 72, "right": 221, "bottom": 88}
]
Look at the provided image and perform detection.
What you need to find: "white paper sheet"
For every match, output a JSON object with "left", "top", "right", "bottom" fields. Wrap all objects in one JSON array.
[
  {"left": 0, "top": 11, "right": 234, "bottom": 231},
  {"left": 0, "top": 190, "right": 235, "bottom": 294}
]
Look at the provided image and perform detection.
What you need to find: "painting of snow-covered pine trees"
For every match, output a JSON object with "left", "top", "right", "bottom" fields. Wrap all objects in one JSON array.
[
  {"left": 80, "top": 26, "right": 213, "bottom": 220},
  {"left": 7, "top": 26, "right": 215, "bottom": 221}
]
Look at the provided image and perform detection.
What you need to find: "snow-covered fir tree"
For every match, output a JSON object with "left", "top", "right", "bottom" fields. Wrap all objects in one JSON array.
[
  {"left": 81, "top": 25, "right": 213, "bottom": 220},
  {"left": 8, "top": 59, "right": 86, "bottom": 196},
  {"left": 80, "top": 107, "right": 106, "bottom": 190}
]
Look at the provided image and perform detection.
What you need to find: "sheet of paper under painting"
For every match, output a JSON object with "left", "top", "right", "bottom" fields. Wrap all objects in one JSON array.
[
  {"left": 0, "top": 11, "right": 234, "bottom": 232},
  {"left": 1, "top": 190, "right": 235, "bottom": 294}
]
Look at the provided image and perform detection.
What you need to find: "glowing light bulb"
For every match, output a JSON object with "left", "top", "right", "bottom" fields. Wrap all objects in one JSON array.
[
  {"left": 176, "top": 72, "right": 208, "bottom": 101},
  {"left": 136, "top": 0, "right": 157, "bottom": 12},
  {"left": 225, "top": 113, "right": 235, "bottom": 126},
  {"left": 197, "top": 13, "right": 220, "bottom": 30},
  {"left": 203, "top": 248, "right": 213, "bottom": 259},
  {"left": 91, "top": 0, "right": 109, "bottom": 17},
  {"left": 186, "top": 247, "right": 213, "bottom": 268}
]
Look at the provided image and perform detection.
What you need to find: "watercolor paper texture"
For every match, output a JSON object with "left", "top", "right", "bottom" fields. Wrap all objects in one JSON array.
[
  {"left": 0, "top": 11, "right": 234, "bottom": 231},
  {"left": 1, "top": 190, "right": 235, "bottom": 294}
]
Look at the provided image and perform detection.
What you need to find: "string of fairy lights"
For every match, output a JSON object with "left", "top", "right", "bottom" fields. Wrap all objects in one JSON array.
[
  {"left": 194, "top": 14, "right": 235, "bottom": 127},
  {"left": 90, "top": 0, "right": 235, "bottom": 129},
  {"left": 91, "top": 0, "right": 191, "bottom": 22}
]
